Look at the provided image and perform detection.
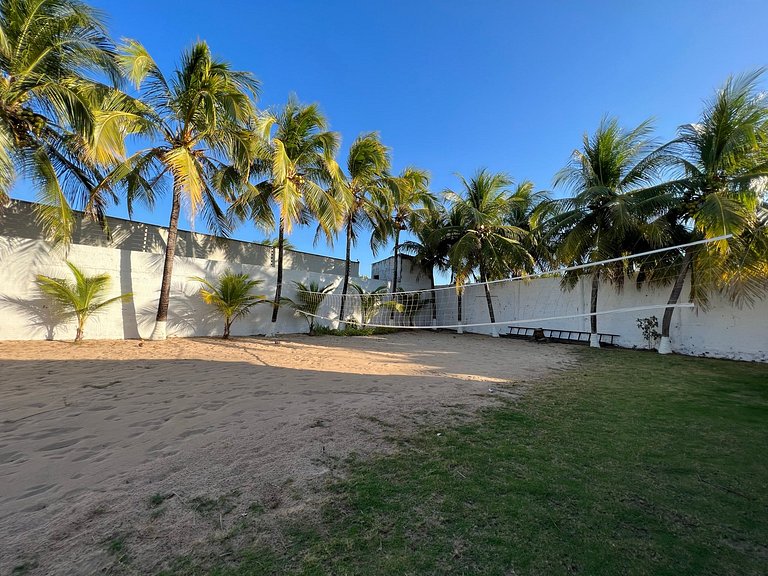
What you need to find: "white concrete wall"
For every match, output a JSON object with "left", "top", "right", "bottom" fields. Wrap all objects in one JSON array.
[
  {"left": 371, "top": 256, "right": 432, "bottom": 291},
  {"left": 1, "top": 200, "right": 359, "bottom": 277},
  {"left": 431, "top": 274, "right": 768, "bottom": 362},
  {"left": 0, "top": 236, "right": 378, "bottom": 341}
]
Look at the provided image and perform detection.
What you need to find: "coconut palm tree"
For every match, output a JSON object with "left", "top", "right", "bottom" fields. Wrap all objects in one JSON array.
[
  {"left": 654, "top": 70, "right": 768, "bottom": 353},
  {"left": 233, "top": 98, "right": 343, "bottom": 335},
  {"left": 371, "top": 167, "right": 433, "bottom": 293},
  {"left": 260, "top": 236, "right": 296, "bottom": 250},
  {"left": 348, "top": 282, "right": 392, "bottom": 325},
  {"left": 0, "top": 0, "right": 141, "bottom": 243},
  {"left": 192, "top": 271, "right": 267, "bottom": 339},
  {"left": 505, "top": 181, "right": 555, "bottom": 271},
  {"left": 35, "top": 261, "right": 132, "bottom": 341},
  {"left": 334, "top": 132, "right": 390, "bottom": 324},
  {"left": 545, "top": 117, "right": 671, "bottom": 347},
  {"left": 282, "top": 280, "right": 335, "bottom": 334},
  {"left": 400, "top": 205, "right": 451, "bottom": 325},
  {"left": 394, "top": 288, "right": 426, "bottom": 327},
  {"left": 100, "top": 40, "right": 259, "bottom": 340},
  {"left": 444, "top": 169, "right": 534, "bottom": 336}
]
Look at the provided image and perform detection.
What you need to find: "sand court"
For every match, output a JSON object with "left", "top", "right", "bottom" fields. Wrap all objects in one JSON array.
[{"left": 0, "top": 332, "right": 574, "bottom": 574}]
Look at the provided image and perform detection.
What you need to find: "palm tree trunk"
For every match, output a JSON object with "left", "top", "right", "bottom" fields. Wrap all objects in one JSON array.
[
  {"left": 339, "top": 214, "right": 353, "bottom": 326},
  {"left": 589, "top": 270, "right": 600, "bottom": 347},
  {"left": 223, "top": 318, "right": 231, "bottom": 339},
  {"left": 392, "top": 229, "right": 400, "bottom": 291},
  {"left": 659, "top": 253, "right": 692, "bottom": 354},
  {"left": 150, "top": 182, "right": 182, "bottom": 340},
  {"left": 270, "top": 217, "right": 285, "bottom": 330},
  {"left": 75, "top": 316, "right": 85, "bottom": 342},
  {"left": 430, "top": 267, "right": 437, "bottom": 328},
  {"left": 481, "top": 268, "right": 498, "bottom": 337},
  {"left": 483, "top": 283, "right": 496, "bottom": 323},
  {"left": 457, "top": 289, "right": 463, "bottom": 333},
  {"left": 390, "top": 228, "right": 400, "bottom": 319}
]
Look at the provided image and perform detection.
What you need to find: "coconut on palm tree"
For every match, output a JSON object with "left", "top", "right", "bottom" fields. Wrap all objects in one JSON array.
[
  {"left": 654, "top": 71, "right": 768, "bottom": 353},
  {"left": 192, "top": 271, "right": 267, "bottom": 339},
  {"left": 545, "top": 117, "right": 671, "bottom": 347},
  {"left": 233, "top": 98, "right": 343, "bottom": 336},
  {"left": 101, "top": 40, "right": 259, "bottom": 340},
  {"left": 334, "top": 132, "right": 390, "bottom": 325},
  {"left": 444, "top": 169, "right": 534, "bottom": 337},
  {"left": 0, "top": 0, "right": 141, "bottom": 243},
  {"left": 35, "top": 261, "right": 132, "bottom": 341}
]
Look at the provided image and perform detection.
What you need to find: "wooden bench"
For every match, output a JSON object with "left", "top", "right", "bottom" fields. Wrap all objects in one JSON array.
[{"left": 504, "top": 325, "right": 619, "bottom": 346}]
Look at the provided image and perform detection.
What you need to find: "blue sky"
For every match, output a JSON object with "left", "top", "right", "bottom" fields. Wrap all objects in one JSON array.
[{"left": 11, "top": 0, "right": 768, "bottom": 277}]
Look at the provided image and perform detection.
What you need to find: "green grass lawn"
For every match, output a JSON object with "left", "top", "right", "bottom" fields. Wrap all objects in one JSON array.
[{"left": 165, "top": 349, "right": 768, "bottom": 576}]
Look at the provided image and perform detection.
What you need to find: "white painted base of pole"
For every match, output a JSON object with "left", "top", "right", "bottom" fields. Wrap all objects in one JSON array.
[
  {"left": 589, "top": 333, "right": 601, "bottom": 348},
  {"left": 457, "top": 322, "right": 463, "bottom": 334},
  {"left": 149, "top": 320, "right": 167, "bottom": 341},
  {"left": 657, "top": 336, "right": 672, "bottom": 355},
  {"left": 431, "top": 318, "right": 437, "bottom": 330},
  {"left": 491, "top": 325, "right": 499, "bottom": 338}
]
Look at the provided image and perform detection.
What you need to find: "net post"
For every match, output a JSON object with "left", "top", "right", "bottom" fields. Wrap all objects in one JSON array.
[
  {"left": 457, "top": 320, "right": 463, "bottom": 334},
  {"left": 589, "top": 333, "right": 600, "bottom": 348},
  {"left": 491, "top": 325, "right": 499, "bottom": 338}
]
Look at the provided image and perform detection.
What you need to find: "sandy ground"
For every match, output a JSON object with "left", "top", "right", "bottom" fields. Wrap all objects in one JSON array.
[{"left": 0, "top": 332, "right": 575, "bottom": 575}]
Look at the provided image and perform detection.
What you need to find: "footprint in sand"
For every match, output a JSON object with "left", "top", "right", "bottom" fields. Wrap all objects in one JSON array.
[
  {"left": 0, "top": 451, "right": 27, "bottom": 464},
  {"left": 19, "top": 483, "right": 56, "bottom": 499},
  {"left": 28, "top": 427, "right": 83, "bottom": 440},
  {"left": 39, "top": 437, "right": 83, "bottom": 452},
  {"left": 178, "top": 427, "right": 207, "bottom": 439}
]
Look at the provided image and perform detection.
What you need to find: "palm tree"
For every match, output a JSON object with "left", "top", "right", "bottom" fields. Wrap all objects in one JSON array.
[
  {"left": 505, "top": 182, "right": 555, "bottom": 271},
  {"left": 655, "top": 71, "right": 768, "bottom": 353},
  {"left": 102, "top": 40, "right": 259, "bottom": 340},
  {"left": 0, "top": 0, "right": 138, "bottom": 243},
  {"left": 400, "top": 205, "right": 451, "bottom": 326},
  {"left": 234, "top": 98, "right": 342, "bottom": 335},
  {"left": 444, "top": 169, "right": 534, "bottom": 337},
  {"left": 260, "top": 236, "right": 296, "bottom": 250},
  {"left": 348, "top": 282, "right": 391, "bottom": 325},
  {"left": 371, "top": 167, "right": 433, "bottom": 293},
  {"left": 545, "top": 117, "right": 670, "bottom": 347},
  {"left": 282, "top": 280, "right": 335, "bottom": 334},
  {"left": 192, "top": 271, "right": 267, "bottom": 339},
  {"left": 335, "top": 132, "right": 391, "bottom": 324},
  {"left": 394, "top": 289, "right": 426, "bottom": 327},
  {"left": 35, "top": 261, "right": 132, "bottom": 341}
]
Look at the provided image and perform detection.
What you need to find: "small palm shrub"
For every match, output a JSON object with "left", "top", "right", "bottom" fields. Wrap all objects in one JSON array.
[
  {"left": 394, "top": 289, "right": 425, "bottom": 326},
  {"left": 192, "top": 271, "right": 267, "bottom": 339},
  {"left": 35, "top": 262, "right": 133, "bottom": 342},
  {"left": 348, "top": 283, "right": 399, "bottom": 325},
  {"left": 282, "top": 281, "right": 335, "bottom": 334}
]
